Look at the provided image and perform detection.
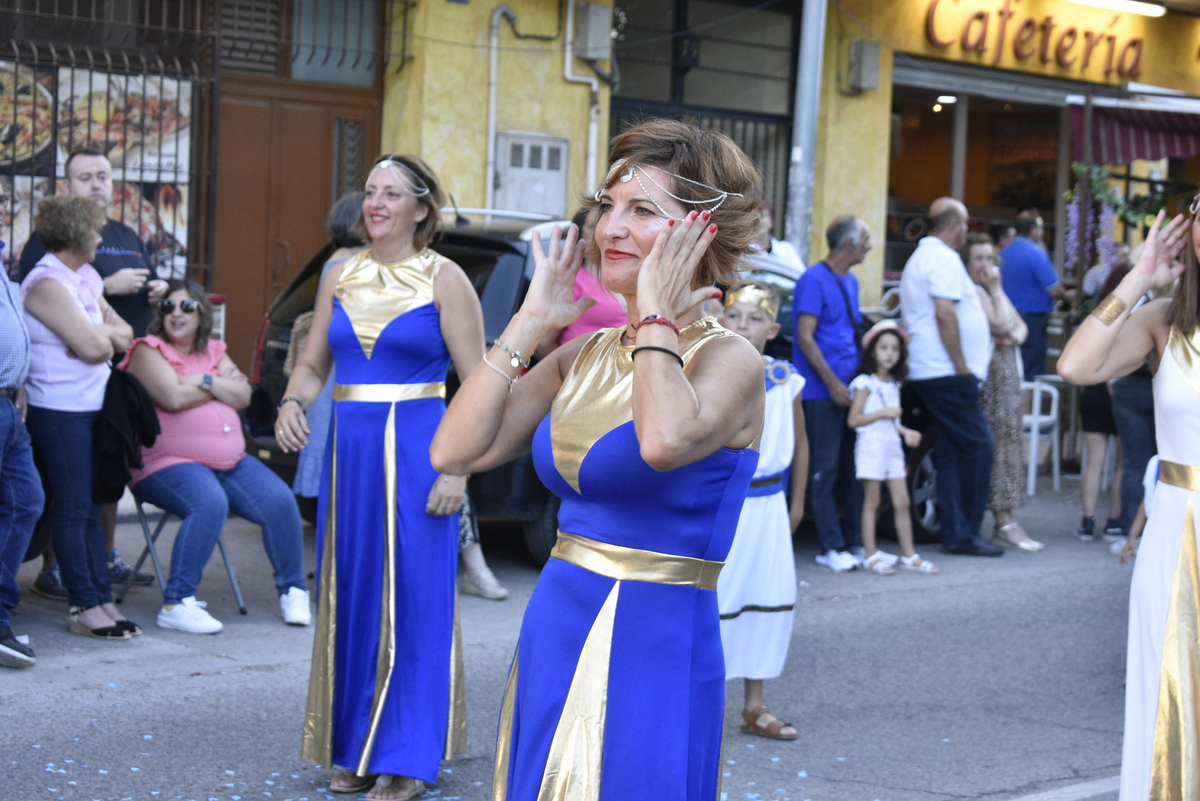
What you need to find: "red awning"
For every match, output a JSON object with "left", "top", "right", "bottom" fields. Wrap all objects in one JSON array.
[{"left": 1070, "top": 105, "right": 1200, "bottom": 165}]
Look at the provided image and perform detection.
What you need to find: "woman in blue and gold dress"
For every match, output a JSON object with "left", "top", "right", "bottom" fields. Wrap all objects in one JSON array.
[
  {"left": 276, "top": 156, "right": 485, "bottom": 801},
  {"left": 432, "top": 119, "right": 765, "bottom": 799}
]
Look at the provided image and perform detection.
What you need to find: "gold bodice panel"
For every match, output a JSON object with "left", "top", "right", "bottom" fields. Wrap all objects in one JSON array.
[{"left": 334, "top": 248, "right": 448, "bottom": 359}]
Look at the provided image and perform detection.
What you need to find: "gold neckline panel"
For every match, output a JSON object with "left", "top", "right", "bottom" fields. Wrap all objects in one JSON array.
[{"left": 334, "top": 248, "right": 448, "bottom": 360}]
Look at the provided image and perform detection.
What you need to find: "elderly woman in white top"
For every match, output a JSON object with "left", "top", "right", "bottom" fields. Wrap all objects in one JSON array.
[{"left": 22, "top": 196, "right": 136, "bottom": 640}]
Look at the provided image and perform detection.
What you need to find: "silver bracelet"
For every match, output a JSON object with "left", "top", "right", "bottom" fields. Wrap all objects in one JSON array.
[{"left": 482, "top": 352, "right": 517, "bottom": 394}]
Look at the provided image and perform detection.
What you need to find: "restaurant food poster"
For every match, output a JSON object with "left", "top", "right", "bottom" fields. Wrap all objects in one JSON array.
[{"left": 1, "top": 61, "right": 192, "bottom": 278}]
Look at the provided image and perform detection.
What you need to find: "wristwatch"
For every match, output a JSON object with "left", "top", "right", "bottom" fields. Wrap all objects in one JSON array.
[{"left": 201, "top": 373, "right": 213, "bottom": 392}]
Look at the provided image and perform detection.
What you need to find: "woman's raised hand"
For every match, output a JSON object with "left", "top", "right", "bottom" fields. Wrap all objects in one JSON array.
[
  {"left": 1134, "top": 209, "right": 1189, "bottom": 293},
  {"left": 637, "top": 210, "right": 720, "bottom": 319},
  {"left": 522, "top": 224, "right": 595, "bottom": 331}
]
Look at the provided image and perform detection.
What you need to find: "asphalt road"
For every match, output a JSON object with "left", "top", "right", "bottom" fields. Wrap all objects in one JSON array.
[{"left": 1, "top": 477, "right": 1130, "bottom": 801}]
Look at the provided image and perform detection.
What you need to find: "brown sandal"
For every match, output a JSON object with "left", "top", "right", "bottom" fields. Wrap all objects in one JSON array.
[
  {"left": 740, "top": 705, "right": 798, "bottom": 740},
  {"left": 328, "top": 768, "right": 378, "bottom": 794}
]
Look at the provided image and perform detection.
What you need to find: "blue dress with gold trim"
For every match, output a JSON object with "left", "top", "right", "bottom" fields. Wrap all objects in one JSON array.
[
  {"left": 301, "top": 249, "right": 466, "bottom": 783},
  {"left": 493, "top": 319, "right": 758, "bottom": 800}
]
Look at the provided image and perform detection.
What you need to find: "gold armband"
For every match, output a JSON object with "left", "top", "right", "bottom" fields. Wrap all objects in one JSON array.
[{"left": 1092, "top": 295, "right": 1127, "bottom": 326}]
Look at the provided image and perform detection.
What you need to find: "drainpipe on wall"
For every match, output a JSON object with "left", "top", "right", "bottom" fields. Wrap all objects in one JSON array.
[
  {"left": 786, "top": 0, "right": 828, "bottom": 266},
  {"left": 486, "top": 5, "right": 517, "bottom": 224},
  {"left": 564, "top": 0, "right": 601, "bottom": 193}
]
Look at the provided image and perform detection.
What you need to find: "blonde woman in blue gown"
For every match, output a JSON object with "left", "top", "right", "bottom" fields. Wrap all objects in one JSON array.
[
  {"left": 432, "top": 119, "right": 764, "bottom": 800},
  {"left": 1058, "top": 208, "right": 1196, "bottom": 800},
  {"left": 276, "top": 155, "right": 484, "bottom": 801}
]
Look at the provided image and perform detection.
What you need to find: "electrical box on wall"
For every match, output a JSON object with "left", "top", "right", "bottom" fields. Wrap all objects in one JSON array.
[
  {"left": 495, "top": 132, "right": 570, "bottom": 218},
  {"left": 574, "top": 1, "right": 612, "bottom": 62},
  {"left": 848, "top": 38, "right": 880, "bottom": 92}
]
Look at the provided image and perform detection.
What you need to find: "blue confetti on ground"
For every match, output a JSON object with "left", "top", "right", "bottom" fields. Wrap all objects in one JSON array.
[
  {"left": 770, "top": 758, "right": 780, "bottom": 763},
  {"left": 796, "top": 771, "right": 807, "bottom": 778}
]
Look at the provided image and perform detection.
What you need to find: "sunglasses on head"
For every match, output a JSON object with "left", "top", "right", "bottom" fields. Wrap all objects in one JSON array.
[{"left": 160, "top": 299, "right": 198, "bottom": 315}]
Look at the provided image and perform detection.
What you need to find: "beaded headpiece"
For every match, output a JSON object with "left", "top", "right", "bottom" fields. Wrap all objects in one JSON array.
[
  {"left": 367, "top": 157, "right": 431, "bottom": 198},
  {"left": 1190, "top": 190, "right": 1200, "bottom": 216},
  {"left": 724, "top": 283, "right": 780, "bottom": 318},
  {"left": 595, "top": 159, "right": 743, "bottom": 221}
]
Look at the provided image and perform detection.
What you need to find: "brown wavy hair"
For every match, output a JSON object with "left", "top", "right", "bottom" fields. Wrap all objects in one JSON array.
[
  {"left": 582, "top": 118, "right": 762, "bottom": 288},
  {"left": 34, "top": 195, "right": 106, "bottom": 253},
  {"left": 1167, "top": 223, "right": 1200, "bottom": 334},
  {"left": 362, "top": 154, "right": 446, "bottom": 251},
  {"left": 148, "top": 279, "right": 215, "bottom": 353}
]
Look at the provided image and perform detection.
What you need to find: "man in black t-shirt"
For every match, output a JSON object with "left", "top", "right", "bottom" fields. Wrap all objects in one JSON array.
[{"left": 20, "top": 148, "right": 166, "bottom": 599}]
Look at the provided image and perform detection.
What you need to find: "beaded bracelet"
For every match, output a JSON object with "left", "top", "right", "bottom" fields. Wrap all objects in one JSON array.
[
  {"left": 635, "top": 315, "right": 681, "bottom": 336},
  {"left": 494, "top": 337, "right": 531, "bottom": 372},
  {"left": 277, "top": 395, "right": 303, "bottom": 411},
  {"left": 483, "top": 352, "right": 518, "bottom": 394},
  {"left": 631, "top": 346, "right": 684, "bottom": 369}
]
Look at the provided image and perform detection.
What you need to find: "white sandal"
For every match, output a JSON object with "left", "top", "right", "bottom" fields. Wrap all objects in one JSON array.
[
  {"left": 900, "top": 553, "right": 938, "bottom": 573},
  {"left": 863, "top": 552, "right": 895, "bottom": 574}
]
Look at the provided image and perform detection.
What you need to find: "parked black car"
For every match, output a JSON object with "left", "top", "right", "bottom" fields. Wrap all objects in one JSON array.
[{"left": 243, "top": 216, "right": 941, "bottom": 561}]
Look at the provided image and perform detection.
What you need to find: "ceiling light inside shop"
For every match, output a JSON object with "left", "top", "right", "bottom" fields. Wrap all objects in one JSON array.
[
  {"left": 933, "top": 103, "right": 943, "bottom": 112},
  {"left": 938, "top": 95, "right": 958, "bottom": 104},
  {"left": 1064, "top": 0, "right": 1166, "bottom": 16}
]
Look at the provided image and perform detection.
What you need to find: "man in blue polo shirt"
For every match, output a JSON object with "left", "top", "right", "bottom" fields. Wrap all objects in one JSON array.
[
  {"left": 792, "top": 214, "right": 871, "bottom": 572},
  {"left": 1000, "top": 211, "right": 1071, "bottom": 379}
]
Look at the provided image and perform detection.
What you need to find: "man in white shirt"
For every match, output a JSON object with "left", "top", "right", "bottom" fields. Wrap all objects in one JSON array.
[{"left": 900, "top": 197, "right": 1001, "bottom": 557}]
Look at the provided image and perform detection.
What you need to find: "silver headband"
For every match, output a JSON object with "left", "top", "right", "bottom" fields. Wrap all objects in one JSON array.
[
  {"left": 367, "top": 158, "right": 431, "bottom": 198},
  {"left": 1191, "top": 190, "right": 1200, "bottom": 216},
  {"left": 594, "top": 160, "right": 743, "bottom": 221}
]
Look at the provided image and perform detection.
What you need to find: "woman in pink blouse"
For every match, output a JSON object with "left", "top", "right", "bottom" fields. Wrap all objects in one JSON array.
[{"left": 119, "top": 280, "right": 308, "bottom": 634}]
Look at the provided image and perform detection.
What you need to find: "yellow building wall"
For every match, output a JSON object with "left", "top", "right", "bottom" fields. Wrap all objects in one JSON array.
[
  {"left": 812, "top": 7, "right": 894, "bottom": 306},
  {"left": 812, "top": 0, "right": 1200, "bottom": 306},
  {"left": 382, "top": 0, "right": 612, "bottom": 211}
]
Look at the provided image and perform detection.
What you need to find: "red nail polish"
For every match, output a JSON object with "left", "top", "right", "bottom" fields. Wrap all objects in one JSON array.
[
  {"left": 701, "top": 210, "right": 711, "bottom": 220},
  {"left": 668, "top": 219, "right": 674, "bottom": 226},
  {"left": 690, "top": 211, "right": 699, "bottom": 221},
  {"left": 709, "top": 224, "right": 717, "bottom": 234}
]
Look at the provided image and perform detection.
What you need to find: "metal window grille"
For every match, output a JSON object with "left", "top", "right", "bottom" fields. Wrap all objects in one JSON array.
[{"left": 0, "top": 0, "right": 216, "bottom": 286}]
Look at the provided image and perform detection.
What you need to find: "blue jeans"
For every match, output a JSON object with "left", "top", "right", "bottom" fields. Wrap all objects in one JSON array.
[
  {"left": 1018, "top": 313, "right": 1049, "bottom": 380},
  {"left": 1111, "top": 373, "right": 1156, "bottom": 532},
  {"left": 0, "top": 398, "right": 44, "bottom": 628},
  {"left": 133, "top": 457, "right": 306, "bottom": 604},
  {"left": 908, "top": 375, "right": 994, "bottom": 550},
  {"left": 25, "top": 407, "right": 108, "bottom": 608},
  {"left": 802, "top": 398, "right": 862, "bottom": 552}
]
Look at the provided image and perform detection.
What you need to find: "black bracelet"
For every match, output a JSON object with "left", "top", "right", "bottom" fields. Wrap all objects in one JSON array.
[
  {"left": 631, "top": 346, "right": 684, "bottom": 369},
  {"left": 277, "top": 395, "right": 303, "bottom": 411}
]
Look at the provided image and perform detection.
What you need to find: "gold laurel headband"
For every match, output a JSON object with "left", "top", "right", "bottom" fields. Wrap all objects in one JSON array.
[{"left": 724, "top": 285, "right": 780, "bottom": 317}]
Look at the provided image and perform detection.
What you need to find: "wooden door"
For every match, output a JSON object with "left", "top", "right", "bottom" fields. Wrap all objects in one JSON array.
[{"left": 213, "top": 75, "right": 380, "bottom": 367}]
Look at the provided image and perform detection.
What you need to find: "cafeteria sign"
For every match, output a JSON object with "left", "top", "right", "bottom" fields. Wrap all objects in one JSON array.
[{"left": 924, "top": 0, "right": 1143, "bottom": 78}]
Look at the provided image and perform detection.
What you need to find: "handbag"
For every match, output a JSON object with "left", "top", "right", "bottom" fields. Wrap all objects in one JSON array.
[{"left": 826, "top": 263, "right": 870, "bottom": 354}]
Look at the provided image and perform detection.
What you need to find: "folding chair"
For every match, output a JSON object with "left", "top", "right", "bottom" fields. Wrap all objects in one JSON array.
[{"left": 115, "top": 499, "right": 248, "bottom": 615}]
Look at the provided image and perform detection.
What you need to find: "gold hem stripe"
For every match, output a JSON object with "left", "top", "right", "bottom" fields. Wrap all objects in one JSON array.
[
  {"left": 550, "top": 531, "right": 723, "bottom": 591},
  {"left": 357, "top": 404, "right": 400, "bottom": 774},
  {"left": 301, "top": 417, "right": 338, "bottom": 766},
  {"left": 333, "top": 382, "right": 445, "bottom": 403},
  {"left": 536, "top": 584, "right": 619, "bottom": 801},
  {"left": 719, "top": 604, "right": 795, "bottom": 620},
  {"left": 492, "top": 651, "right": 520, "bottom": 801},
  {"left": 444, "top": 595, "right": 468, "bottom": 760},
  {"left": 1149, "top": 492, "right": 1200, "bottom": 797}
]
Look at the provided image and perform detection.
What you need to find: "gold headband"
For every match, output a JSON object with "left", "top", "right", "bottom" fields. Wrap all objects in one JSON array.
[{"left": 724, "top": 285, "right": 779, "bottom": 318}]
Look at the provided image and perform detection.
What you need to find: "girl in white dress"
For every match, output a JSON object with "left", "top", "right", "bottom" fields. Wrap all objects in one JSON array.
[
  {"left": 717, "top": 283, "right": 808, "bottom": 741},
  {"left": 848, "top": 321, "right": 936, "bottom": 575},
  {"left": 1057, "top": 209, "right": 1193, "bottom": 801}
]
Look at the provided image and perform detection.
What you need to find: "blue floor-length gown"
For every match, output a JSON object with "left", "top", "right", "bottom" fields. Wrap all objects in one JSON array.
[
  {"left": 493, "top": 318, "right": 758, "bottom": 800},
  {"left": 302, "top": 249, "right": 466, "bottom": 783}
]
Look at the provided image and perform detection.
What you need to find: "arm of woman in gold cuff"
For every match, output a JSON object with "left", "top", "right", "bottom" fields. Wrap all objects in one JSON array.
[
  {"left": 632, "top": 212, "right": 764, "bottom": 472},
  {"left": 1058, "top": 210, "right": 1187, "bottom": 386},
  {"left": 431, "top": 225, "right": 596, "bottom": 475},
  {"left": 276, "top": 261, "right": 344, "bottom": 452}
]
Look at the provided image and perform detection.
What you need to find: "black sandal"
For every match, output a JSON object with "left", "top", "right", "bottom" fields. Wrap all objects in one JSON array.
[{"left": 67, "top": 607, "right": 130, "bottom": 640}]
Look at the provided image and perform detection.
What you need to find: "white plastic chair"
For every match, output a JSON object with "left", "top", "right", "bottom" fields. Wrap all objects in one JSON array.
[{"left": 1023, "top": 377, "right": 1061, "bottom": 496}]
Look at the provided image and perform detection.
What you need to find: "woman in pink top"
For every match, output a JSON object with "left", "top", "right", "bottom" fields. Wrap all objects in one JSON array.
[
  {"left": 119, "top": 280, "right": 308, "bottom": 635},
  {"left": 22, "top": 196, "right": 135, "bottom": 641},
  {"left": 534, "top": 208, "right": 627, "bottom": 358}
]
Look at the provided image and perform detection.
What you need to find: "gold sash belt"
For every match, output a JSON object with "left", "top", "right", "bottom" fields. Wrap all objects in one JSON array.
[
  {"left": 550, "top": 531, "right": 723, "bottom": 590},
  {"left": 332, "top": 382, "right": 445, "bottom": 403},
  {"left": 1159, "top": 460, "right": 1200, "bottom": 491},
  {"left": 749, "top": 476, "right": 782, "bottom": 488}
]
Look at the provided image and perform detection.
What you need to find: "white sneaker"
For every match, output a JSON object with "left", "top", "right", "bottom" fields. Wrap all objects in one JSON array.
[
  {"left": 459, "top": 567, "right": 509, "bottom": 600},
  {"left": 279, "top": 587, "right": 312, "bottom": 626},
  {"left": 157, "top": 597, "right": 223, "bottom": 634},
  {"left": 815, "top": 550, "right": 858, "bottom": 572}
]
